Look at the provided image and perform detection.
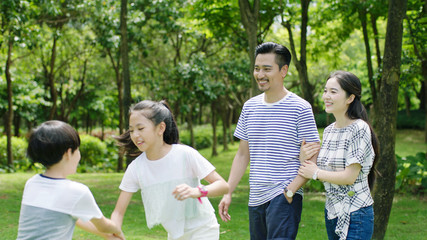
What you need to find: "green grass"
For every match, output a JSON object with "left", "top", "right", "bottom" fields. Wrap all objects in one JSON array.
[{"left": 1, "top": 129, "right": 426, "bottom": 239}]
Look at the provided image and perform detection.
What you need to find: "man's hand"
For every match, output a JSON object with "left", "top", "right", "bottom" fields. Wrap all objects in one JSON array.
[
  {"left": 299, "top": 139, "right": 320, "bottom": 163},
  {"left": 218, "top": 194, "right": 232, "bottom": 222},
  {"left": 283, "top": 192, "right": 293, "bottom": 204}
]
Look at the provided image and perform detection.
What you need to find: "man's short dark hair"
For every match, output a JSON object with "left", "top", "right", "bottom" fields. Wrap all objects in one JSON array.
[
  {"left": 255, "top": 42, "right": 292, "bottom": 70},
  {"left": 27, "top": 120, "right": 80, "bottom": 168}
]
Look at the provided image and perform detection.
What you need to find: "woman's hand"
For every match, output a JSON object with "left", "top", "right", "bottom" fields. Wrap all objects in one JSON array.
[
  {"left": 172, "top": 184, "right": 200, "bottom": 201},
  {"left": 298, "top": 160, "right": 319, "bottom": 179}
]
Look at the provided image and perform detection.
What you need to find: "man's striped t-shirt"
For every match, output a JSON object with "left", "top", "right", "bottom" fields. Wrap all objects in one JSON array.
[{"left": 234, "top": 92, "right": 320, "bottom": 206}]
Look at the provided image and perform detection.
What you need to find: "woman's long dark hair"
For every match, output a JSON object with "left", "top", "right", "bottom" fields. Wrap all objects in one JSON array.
[
  {"left": 327, "top": 71, "right": 380, "bottom": 189},
  {"left": 115, "top": 100, "right": 179, "bottom": 157}
]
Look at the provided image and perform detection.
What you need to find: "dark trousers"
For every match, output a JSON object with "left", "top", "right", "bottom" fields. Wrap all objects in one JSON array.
[{"left": 249, "top": 193, "right": 303, "bottom": 240}]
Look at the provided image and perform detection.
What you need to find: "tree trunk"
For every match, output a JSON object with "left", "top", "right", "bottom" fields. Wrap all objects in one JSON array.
[
  {"left": 107, "top": 49, "right": 125, "bottom": 171},
  {"left": 423, "top": 60, "right": 427, "bottom": 143},
  {"left": 220, "top": 105, "right": 230, "bottom": 151},
  {"left": 121, "top": 0, "right": 131, "bottom": 128},
  {"left": 359, "top": 7, "right": 376, "bottom": 102},
  {"left": 371, "top": 14, "right": 382, "bottom": 69},
  {"left": 188, "top": 104, "right": 195, "bottom": 148},
  {"left": 211, "top": 103, "right": 218, "bottom": 157},
  {"left": 5, "top": 37, "right": 14, "bottom": 167},
  {"left": 48, "top": 35, "right": 58, "bottom": 120},
  {"left": 282, "top": 0, "right": 315, "bottom": 108},
  {"left": 13, "top": 112, "right": 20, "bottom": 136},
  {"left": 298, "top": 0, "right": 314, "bottom": 107},
  {"left": 372, "top": 0, "right": 407, "bottom": 239},
  {"left": 239, "top": 0, "right": 260, "bottom": 98}
]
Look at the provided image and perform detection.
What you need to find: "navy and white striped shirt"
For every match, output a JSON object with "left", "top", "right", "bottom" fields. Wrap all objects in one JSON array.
[{"left": 235, "top": 92, "right": 320, "bottom": 206}]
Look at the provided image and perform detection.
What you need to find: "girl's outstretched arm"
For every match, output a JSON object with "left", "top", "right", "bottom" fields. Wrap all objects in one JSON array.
[
  {"left": 76, "top": 217, "right": 125, "bottom": 240},
  {"left": 172, "top": 171, "right": 229, "bottom": 200},
  {"left": 111, "top": 191, "right": 133, "bottom": 228},
  {"left": 201, "top": 171, "right": 229, "bottom": 197}
]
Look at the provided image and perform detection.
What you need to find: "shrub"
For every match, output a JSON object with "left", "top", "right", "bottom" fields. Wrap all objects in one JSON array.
[
  {"left": 179, "top": 124, "right": 237, "bottom": 149},
  {"left": 395, "top": 152, "right": 426, "bottom": 194},
  {"left": 180, "top": 125, "right": 213, "bottom": 149},
  {"left": 0, "top": 136, "right": 29, "bottom": 172},
  {"left": 78, "top": 134, "right": 107, "bottom": 172},
  {"left": 396, "top": 110, "right": 425, "bottom": 129}
]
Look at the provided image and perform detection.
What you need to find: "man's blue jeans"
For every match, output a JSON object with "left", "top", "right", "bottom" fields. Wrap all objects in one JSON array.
[
  {"left": 249, "top": 193, "right": 303, "bottom": 240},
  {"left": 325, "top": 205, "right": 374, "bottom": 240}
]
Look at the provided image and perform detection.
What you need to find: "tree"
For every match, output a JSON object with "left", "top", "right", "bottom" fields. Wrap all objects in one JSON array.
[
  {"left": 405, "top": 0, "right": 427, "bottom": 142},
  {"left": 88, "top": 0, "right": 126, "bottom": 171},
  {"left": 238, "top": 0, "right": 260, "bottom": 97},
  {"left": 120, "top": 0, "right": 131, "bottom": 129},
  {"left": 372, "top": 0, "right": 408, "bottom": 239},
  {"left": 279, "top": 0, "right": 316, "bottom": 108},
  {"left": 1, "top": 0, "right": 32, "bottom": 167}
]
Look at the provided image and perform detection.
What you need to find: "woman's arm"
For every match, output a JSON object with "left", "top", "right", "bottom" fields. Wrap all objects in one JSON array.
[
  {"left": 111, "top": 191, "right": 133, "bottom": 228},
  {"left": 299, "top": 160, "right": 361, "bottom": 185}
]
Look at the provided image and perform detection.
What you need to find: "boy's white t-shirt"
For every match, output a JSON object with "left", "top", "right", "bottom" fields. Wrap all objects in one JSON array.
[
  {"left": 119, "top": 144, "right": 218, "bottom": 239},
  {"left": 17, "top": 174, "right": 103, "bottom": 240}
]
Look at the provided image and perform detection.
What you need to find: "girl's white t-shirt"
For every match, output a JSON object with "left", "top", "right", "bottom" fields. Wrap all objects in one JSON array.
[{"left": 119, "top": 144, "right": 217, "bottom": 239}]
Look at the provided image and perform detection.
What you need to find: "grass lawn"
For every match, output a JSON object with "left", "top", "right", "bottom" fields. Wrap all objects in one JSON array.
[{"left": 1, "top": 129, "right": 425, "bottom": 239}]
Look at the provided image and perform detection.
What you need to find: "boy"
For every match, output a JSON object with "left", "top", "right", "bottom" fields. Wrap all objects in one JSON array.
[{"left": 17, "top": 120, "right": 125, "bottom": 240}]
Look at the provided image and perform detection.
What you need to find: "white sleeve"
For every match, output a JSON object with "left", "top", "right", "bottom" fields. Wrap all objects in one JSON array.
[
  {"left": 72, "top": 186, "right": 103, "bottom": 222},
  {"left": 119, "top": 160, "right": 140, "bottom": 193},
  {"left": 186, "top": 147, "right": 215, "bottom": 180}
]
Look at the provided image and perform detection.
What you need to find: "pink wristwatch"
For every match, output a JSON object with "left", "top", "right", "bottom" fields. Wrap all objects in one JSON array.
[{"left": 197, "top": 186, "right": 208, "bottom": 204}]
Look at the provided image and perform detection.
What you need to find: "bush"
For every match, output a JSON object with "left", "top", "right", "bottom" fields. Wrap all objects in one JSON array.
[
  {"left": 314, "top": 112, "right": 335, "bottom": 128},
  {"left": 395, "top": 152, "right": 427, "bottom": 194},
  {"left": 0, "top": 136, "right": 29, "bottom": 172},
  {"left": 396, "top": 110, "right": 425, "bottom": 129},
  {"left": 315, "top": 110, "right": 425, "bottom": 130},
  {"left": 78, "top": 135, "right": 108, "bottom": 172},
  {"left": 179, "top": 124, "right": 237, "bottom": 149},
  {"left": 180, "top": 125, "right": 212, "bottom": 149}
]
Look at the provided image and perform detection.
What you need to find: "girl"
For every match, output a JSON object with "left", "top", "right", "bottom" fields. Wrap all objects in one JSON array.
[
  {"left": 298, "top": 71, "right": 379, "bottom": 240},
  {"left": 111, "top": 100, "right": 229, "bottom": 240}
]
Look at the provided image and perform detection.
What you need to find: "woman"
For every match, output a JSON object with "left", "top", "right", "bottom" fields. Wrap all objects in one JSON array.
[{"left": 299, "top": 71, "right": 379, "bottom": 240}]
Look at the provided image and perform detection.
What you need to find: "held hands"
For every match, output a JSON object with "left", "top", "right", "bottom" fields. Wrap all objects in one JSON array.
[
  {"left": 299, "top": 139, "right": 320, "bottom": 162},
  {"left": 218, "top": 194, "right": 232, "bottom": 222},
  {"left": 298, "top": 160, "right": 318, "bottom": 179},
  {"left": 104, "top": 232, "right": 125, "bottom": 240},
  {"left": 172, "top": 184, "right": 200, "bottom": 201}
]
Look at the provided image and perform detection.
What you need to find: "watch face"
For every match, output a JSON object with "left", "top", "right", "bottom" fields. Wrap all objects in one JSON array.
[{"left": 286, "top": 190, "right": 293, "bottom": 198}]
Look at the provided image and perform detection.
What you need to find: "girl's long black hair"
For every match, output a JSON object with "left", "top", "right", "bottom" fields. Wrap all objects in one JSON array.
[
  {"left": 115, "top": 100, "right": 179, "bottom": 157},
  {"left": 327, "top": 71, "right": 380, "bottom": 190}
]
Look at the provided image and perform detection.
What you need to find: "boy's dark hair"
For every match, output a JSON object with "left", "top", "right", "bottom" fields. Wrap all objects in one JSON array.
[
  {"left": 116, "top": 100, "right": 179, "bottom": 157},
  {"left": 27, "top": 120, "right": 80, "bottom": 168},
  {"left": 255, "top": 42, "right": 292, "bottom": 70}
]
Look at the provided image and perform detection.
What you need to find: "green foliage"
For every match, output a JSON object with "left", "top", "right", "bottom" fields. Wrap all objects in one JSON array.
[
  {"left": 395, "top": 152, "right": 427, "bottom": 194},
  {"left": 314, "top": 110, "right": 425, "bottom": 129},
  {"left": 396, "top": 110, "right": 425, "bottom": 129},
  {"left": 179, "top": 124, "right": 236, "bottom": 149},
  {"left": 304, "top": 179, "right": 325, "bottom": 192},
  {"left": 180, "top": 125, "right": 213, "bottom": 149},
  {"left": 78, "top": 134, "right": 108, "bottom": 172},
  {"left": 0, "top": 136, "right": 28, "bottom": 172}
]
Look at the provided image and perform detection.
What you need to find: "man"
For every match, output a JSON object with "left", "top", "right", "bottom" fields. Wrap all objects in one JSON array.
[{"left": 218, "top": 42, "right": 320, "bottom": 240}]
